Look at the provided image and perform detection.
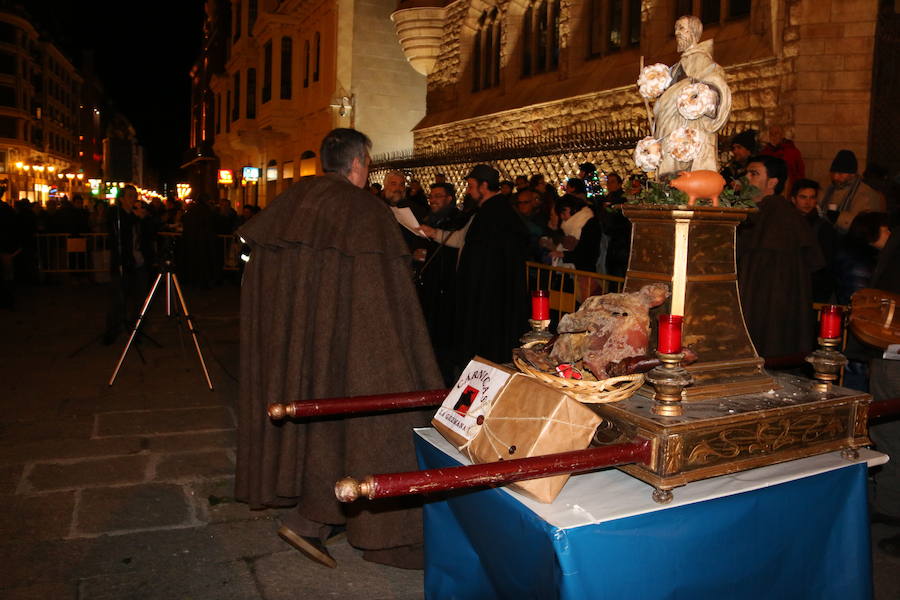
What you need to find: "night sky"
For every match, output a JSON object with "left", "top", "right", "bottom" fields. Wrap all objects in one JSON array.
[{"left": 25, "top": 1, "right": 206, "bottom": 187}]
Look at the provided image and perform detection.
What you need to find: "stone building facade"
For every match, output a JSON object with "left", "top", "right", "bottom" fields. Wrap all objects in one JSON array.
[
  {"left": 0, "top": 9, "right": 82, "bottom": 203},
  {"left": 206, "top": 0, "right": 426, "bottom": 208},
  {"left": 387, "top": 0, "right": 883, "bottom": 189}
]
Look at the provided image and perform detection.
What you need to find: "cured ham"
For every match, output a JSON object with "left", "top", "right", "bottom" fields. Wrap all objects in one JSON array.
[{"left": 551, "top": 284, "right": 670, "bottom": 380}]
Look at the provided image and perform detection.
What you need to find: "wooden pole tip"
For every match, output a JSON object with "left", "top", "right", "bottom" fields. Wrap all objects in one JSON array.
[
  {"left": 268, "top": 403, "right": 286, "bottom": 420},
  {"left": 335, "top": 477, "right": 362, "bottom": 502}
]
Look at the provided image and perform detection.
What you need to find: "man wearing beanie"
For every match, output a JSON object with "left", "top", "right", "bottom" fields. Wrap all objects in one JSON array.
[
  {"left": 820, "top": 149, "right": 886, "bottom": 232},
  {"left": 721, "top": 129, "right": 757, "bottom": 186}
]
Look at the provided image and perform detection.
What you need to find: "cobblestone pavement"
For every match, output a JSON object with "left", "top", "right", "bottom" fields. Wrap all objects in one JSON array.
[
  {"left": 0, "top": 281, "right": 422, "bottom": 600},
  {"left": 1, "top": 281, "right": 898, "bottom": 599}
]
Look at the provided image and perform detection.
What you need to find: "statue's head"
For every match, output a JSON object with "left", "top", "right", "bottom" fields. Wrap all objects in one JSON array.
[{"left": 675, "top": 15, "right": 702, "bottom": 52}]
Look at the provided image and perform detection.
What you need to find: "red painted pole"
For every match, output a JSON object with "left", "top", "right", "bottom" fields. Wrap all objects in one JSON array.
[
  {"left": 268, "top": 388, "right": 449, "bottom": 420},
  {"left": 869, "top": 397, "right": 900, "bottom": 420},
  {"left": 335, "top": 438, "right": 653, "bottom": 502}
]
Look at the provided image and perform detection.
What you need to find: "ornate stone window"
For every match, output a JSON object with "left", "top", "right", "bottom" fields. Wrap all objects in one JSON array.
[
  {"left": 226, "top": 90, "right": 231, "bottom": 132},
  {"left": 589, "top": 0, "right": 640, "bottom": 57},
  {"left": 215, "top": 92, "right": 221, "bottom": 134},
  {"left": 314, "top": 32, "right": 321, "bottom": 83},
  {"left": 247, "top": 68, "right": 256, "bottom": 118},
  {"left": 233, "top": 0, "right": 242, "bottom": 42},
  {"left": 263, "top": 40, "right": 272, "bottom": 103},
  {"left": 522, "top": 0, "right": 560, "bottom": 77},
  {"left": 472, "top": 8, "right": 502, "bottom": 92},
  {"left": 232, "top": 71, "right": 240, "bottom": 121},
  {"left": 248, "top": 0, "right": 258, "bottom": 32},
  {"left": 676, "top": 0, "right": 751, "bottom": 24},
  {"left": 281, "top": 37, "right": 293, "bottom": 99},
  {"left": 303, "top": 40, "right": 310, "bottom": 88}
]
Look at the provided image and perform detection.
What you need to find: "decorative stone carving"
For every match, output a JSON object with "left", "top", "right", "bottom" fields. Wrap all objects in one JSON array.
[{"left": 391, "top": 7, "right": 448, "bottom": 76}]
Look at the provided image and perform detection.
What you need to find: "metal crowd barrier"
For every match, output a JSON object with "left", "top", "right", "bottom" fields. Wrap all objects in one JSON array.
[
  {"left": 35, "top": 233, "right": 241, "bottom": 274},
  {"left": 36, "top": 233, "right": 113, "bottom": 274},
  {"left": 525, "top": 261, "right": 625, "bottom": 318}
]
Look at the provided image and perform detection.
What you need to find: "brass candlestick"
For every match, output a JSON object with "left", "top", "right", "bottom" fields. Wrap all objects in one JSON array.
[
  {"left": 646, "top": 351, "right": 693, "bottom": 416},
  {"left": 520, "top": 319, "right": 554, "bottom": 345},
  {"left": 805, "top": 337, "right": 848, "bottom": 392}
]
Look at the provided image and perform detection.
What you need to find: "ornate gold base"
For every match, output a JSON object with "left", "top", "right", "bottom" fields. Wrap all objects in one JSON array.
[
  {"left": 520, "top": 319, "right": 554, "bottom": 345},
  {"left": 646, "top": 351, "right": 692, "bottom": 416},
  {"left": 591, "top": 373, "right": 871, "bottom": 501}
]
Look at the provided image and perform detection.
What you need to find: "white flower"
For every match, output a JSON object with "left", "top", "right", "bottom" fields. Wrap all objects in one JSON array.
[
  {"left": 634, "top": 137, "right": 662, "bottom": 172},
  {"left": 676, "top": 82, "right": 717, "bottom": 120},
  {"left": 637, "top": 64, "right": 672, "bottom": 100},
  {"left": 666, "top": 127, "right": 703, "bottom": 163}
]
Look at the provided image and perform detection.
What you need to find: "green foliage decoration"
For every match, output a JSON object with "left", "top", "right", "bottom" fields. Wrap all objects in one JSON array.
[{"left": 626, "top": 175, "right": 758, "bottom": 208}]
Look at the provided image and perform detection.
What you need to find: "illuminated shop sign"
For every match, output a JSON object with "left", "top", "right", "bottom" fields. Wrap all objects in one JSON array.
[{"left": 242, "top": 167, "right": 260, "bottom": 182}]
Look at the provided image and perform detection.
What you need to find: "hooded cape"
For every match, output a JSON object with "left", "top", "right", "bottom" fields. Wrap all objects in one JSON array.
[
  {"left": 737, "top": 195, "right": 825, "bottom": 358},
  {"left": 236, "top": 173, "right": 443, "bottom": 556}
]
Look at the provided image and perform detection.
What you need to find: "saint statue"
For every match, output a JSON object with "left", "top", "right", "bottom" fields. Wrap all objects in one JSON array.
[{"left": 652, "top": 15, "right": 732, "bottom": 176}]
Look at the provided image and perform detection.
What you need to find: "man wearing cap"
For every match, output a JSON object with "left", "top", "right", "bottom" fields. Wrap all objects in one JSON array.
[
  {"left": 820, "top": 149, "right": 886, "bottom": 232},
  {"left": 421, "top": 164, "right": 529, "bottom": 371},
  {"left": 598, "top": 173, "right": 630, "bottom": 277}
]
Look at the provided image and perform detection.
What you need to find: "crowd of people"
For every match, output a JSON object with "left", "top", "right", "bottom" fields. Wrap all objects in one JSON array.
[
  {"left": 0, "top": 189, "right": 259, "bottom": 311},
  {"left": 370, "top": 141, "right": 898, "bottom": 380}
]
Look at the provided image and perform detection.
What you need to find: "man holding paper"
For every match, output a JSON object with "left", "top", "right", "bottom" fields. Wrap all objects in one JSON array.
[
  {"left": 421, "top": 164, "right": 530, "bottom": 371},
  {"left": 381, "top": 170, "right": 428, "bottom": 255}
]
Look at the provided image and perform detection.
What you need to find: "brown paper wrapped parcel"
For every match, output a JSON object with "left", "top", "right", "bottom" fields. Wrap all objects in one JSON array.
[{"left": 432, "top": 357, "right": 602, "bottom": 503}]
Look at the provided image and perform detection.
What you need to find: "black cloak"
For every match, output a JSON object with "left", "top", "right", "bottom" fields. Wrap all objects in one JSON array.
[
  {"left": 453, "top": 194, "right": 530, "bottom": 367},
  {"left": 235, "top": 173, "right": 443, "bottom": 565}
]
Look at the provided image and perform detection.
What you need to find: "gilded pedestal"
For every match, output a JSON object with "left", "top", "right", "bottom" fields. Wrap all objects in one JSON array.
[
  {"left": 622, "top": 205, "right": 773, "bottom": 400},
  {"left": 591, "top": 374, "right": 871, "bottom": 498}
]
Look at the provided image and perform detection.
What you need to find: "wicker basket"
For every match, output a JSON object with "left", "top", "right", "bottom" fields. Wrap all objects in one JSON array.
[{"left": 512, "top": 353, "right": 645, "bottom": 404}]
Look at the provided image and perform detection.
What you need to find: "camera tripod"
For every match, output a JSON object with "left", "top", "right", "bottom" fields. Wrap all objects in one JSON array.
[{"left": 109, "top": 257, "right": 214, "bottom": 390}]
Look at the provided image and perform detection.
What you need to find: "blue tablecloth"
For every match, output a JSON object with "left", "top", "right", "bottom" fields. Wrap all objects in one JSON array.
[{"left": 415, "top": 428, "right": 879, "bottom": 600}]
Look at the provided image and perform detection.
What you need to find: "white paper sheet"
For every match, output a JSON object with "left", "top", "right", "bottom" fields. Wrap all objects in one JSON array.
[
  {"left": 414, "top": 427, "right": 887, "bottom": 530},
  {"left": 391, "top": 206, "right": 426, "bottom": 237}
]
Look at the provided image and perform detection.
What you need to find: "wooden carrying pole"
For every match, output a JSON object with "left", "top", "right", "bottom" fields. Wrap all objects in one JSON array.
[
  {"left": 870, "top": 397, "right": 900, "bottom": 420},
  {"left": 335, "top": 439, "right": 653, "bottom": 502},
  {"left": 268, "top": 389, "right": 449, "bottom": 420},
  {"left": 270, "top": 390, "right": 900, "bottom": 422}
]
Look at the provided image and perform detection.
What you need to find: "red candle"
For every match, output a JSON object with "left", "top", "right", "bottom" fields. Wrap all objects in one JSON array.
[
  {"left": 819, "top": 305, "right": 842, "bottom": 339},
  {"left": 657, "top": 314, "right": 683, "bottom": 354},
  {"left": 531, "top": 290, "right": 550, "bottom": 321}
]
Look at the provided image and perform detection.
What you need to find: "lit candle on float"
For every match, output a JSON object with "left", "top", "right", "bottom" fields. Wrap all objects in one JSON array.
[
  {"left": 657, "top": 314, "right": 683, "bottom": 354},
  {"left": 819, "top": 305, "right": 842, "bottom": 339},
  {"left": 531, "top": 290, "right": 550, "bottom": 321}
]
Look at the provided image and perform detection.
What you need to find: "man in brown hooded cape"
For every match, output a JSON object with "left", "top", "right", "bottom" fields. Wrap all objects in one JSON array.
[
  {"left": 235, "top": 128, "right": 444, "bottom": 569},
  {"left": 738, "top": 155, "right": 824, "bottom": 359}
]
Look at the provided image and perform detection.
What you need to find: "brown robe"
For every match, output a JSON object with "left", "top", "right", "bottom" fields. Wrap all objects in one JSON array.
[
  {"left": 737, "top": 195, "right": 825, "bottom": 358},
  {"left": 235, "top": 173, "right": 444, "bottom": 563}
]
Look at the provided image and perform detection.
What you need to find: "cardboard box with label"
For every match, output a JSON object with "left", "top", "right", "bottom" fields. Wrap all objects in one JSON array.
[{"left": 432, "top": 357, "right": 602, "bottom": 503}]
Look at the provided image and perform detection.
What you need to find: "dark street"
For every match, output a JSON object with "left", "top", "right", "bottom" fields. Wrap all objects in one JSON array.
[{"left": 0, "top": 281, "right": 422, "bottom": 599}]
